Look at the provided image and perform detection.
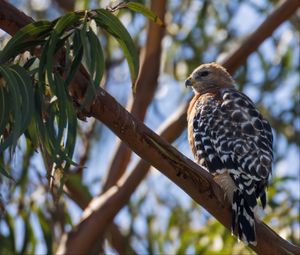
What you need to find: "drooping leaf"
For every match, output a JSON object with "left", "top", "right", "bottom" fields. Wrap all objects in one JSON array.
[
  {"left": 0, "top": 66, "right": 22, "bottom": 152},
  {"left": 0, "top": 21, "right": 52, "bottom": 64},
  {"left": 87, "top": 29, "right": 104, "bottom": 90},
  {"left": 65, "top": 30, "right": 84, "bottom": 86},
  {"left": 0, "top": 164, "right": 14, "bottom": 180},
  {"left": 0, "top": 81, "right": 9, "bottom": 136},
  {"left": 52, "top": 74, "right": 68, "bottom": 153},
  {"left": 80, "top": 27, "right": 105, "bottom": 107},
  {"left": 45, "top": 12, "right": 82, "bottom": 94},
  {"left": 63, "top": 95, "right": 77, "bottom": 170},
  {"left": 126, "top": 2, "right": 163, "bottom": 26},
  {"left": 52, "top": 12, "right": 82, "bottom": 34},
  {"left": 93, "top": 9, "right": 139, "bottom": 92},
  {"left": 33, "top": 82, "right": 56, "bottom": 163},
  {"left": 10, "top": 65, "right": 34, "bottom": 133}
]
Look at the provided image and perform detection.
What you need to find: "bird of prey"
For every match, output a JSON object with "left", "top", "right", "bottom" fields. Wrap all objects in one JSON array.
[{"left": 186, "top": 62, "right": 273, "bottom": 245}]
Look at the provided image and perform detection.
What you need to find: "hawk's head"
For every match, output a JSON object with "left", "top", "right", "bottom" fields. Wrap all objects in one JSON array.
[{"left": 185, "top": 62, "right": 235, "bottom": 94}]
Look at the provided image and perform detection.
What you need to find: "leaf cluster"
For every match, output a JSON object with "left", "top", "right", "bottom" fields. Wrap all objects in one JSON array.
[{"left": 0, "top": 8, "right": 142, "bottom": 179}]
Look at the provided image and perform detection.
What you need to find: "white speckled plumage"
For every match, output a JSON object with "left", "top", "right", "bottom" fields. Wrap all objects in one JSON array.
[{"left": 186, "top": 63, "right": 273, "bottom": 245}]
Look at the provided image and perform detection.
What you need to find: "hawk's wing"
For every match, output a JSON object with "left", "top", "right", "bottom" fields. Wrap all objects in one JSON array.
[{"left": 193, "top": 88, "right": 273, "bottom": 189}]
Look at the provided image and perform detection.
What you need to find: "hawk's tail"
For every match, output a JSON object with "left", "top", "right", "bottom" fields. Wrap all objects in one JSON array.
[{"left": 232, "top": 190, "right": 257, "bottom": 246}]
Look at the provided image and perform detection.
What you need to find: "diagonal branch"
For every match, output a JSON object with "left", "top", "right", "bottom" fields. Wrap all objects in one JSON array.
[
  {"left": 57, "top": 76, "right": 300, "bottom": 254},
  {"left": 103, "top": 0, "right": 300, "bottom": 216},
  {"left": 55, "top": 1, "right": 300, "bottom": 253},
  {"left": 135, "top": 0, "right": 300, "bottom": 154},
  {"left": 64, "top": 175, "right": 137, "bottom": 255},
  {"left": 1, "top": 0, "right": 299, "bottom": 254}
]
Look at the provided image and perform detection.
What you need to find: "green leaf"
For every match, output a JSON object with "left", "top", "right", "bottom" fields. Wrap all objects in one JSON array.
[
  {"left": 0, "top": 66, "right": 22, "bottom": 152},
  {"left": 46, "top": 12, "right": 82, "bottom": 93},
  {"left": 9, "top": 65, "right": 34, "bottom": 133},
  {"left": 0, "top": 65, "right": 34, "bottom": 157},
  {"left": 80, "top": 28, "right": 105, "bottom": 107},
  {"left": 52, "top": 12, "right": 82, "bottom": 34},
  {"left": 80, "top": 13, "right": 93, "bottom": 75},
  {"left": 87, "top": 29, "right": 104, "bottom": 89},
  {"left": 0, "top": 82, "right": 9, "bottom": 136},
  {"left": 0, "top": 164, "right": 14, "bottom": 180},
  {"left": 37, "top": 40, "right": 49, "bottom": 89},
  {"left": 53, "top": 74, "right": 68, "bottom": 149},
  {"left": 45, "top": 108, "right": 61, "bottom": 164},
  {"left": 126, "top": 2, "right": 163, "bottom": 26},
  {"left": 36, "top": 13, "right": 83, "bottom": 167},
  {"left": 78, "top": 14, "right": 99, "bottom": 107},
  {"left": 33, "top": 84, "right": 55, "bottom": 159},
  {"left": 93, "top": 9, "right": 139, "bottom": 92},
  {"left": 65, "top": 30, "right": 83, "bottom": 86},
  {"left": 63, "top": 100, "right": 77, "bottom": 170},
  {"left": 0, "top": 21, "right": 52, "bottom": 64}
]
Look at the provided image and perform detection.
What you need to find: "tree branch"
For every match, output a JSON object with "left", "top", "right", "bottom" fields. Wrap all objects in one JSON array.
[
  {"left": 63, "top": 105, "right": 187, "bottom": 253},
  {"left": 1, "top": 0, "right": 299, "bottom": 254},
  {"left": 107, "top": 223, "right": 137, "bottom": 255},
  {"left": 102, "top": 0, "right": 167, "bottom": 192},
  {"left": 64, "top": 174, "right": 137, "bottom": 254},
  {"left": 57, "top": 79, "right": 300, "bottom": 254},
  {"left": 0, "top": 0, "right": 33, "bottom": 34},
  {"left": 56, "top": 1, "right": 300, "bottom": 253}
]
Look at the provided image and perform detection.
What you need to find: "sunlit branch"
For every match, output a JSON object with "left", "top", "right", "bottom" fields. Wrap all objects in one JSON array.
[{"left": 102, "top": 0, "right": 167, "bottom": 193}]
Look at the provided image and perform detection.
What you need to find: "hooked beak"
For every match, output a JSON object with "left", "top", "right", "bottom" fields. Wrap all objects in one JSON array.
[{"left": 185, "top": 77, "right": 194, "bottom": 88}]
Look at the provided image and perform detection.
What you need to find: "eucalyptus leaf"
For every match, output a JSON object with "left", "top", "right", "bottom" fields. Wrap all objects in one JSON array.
[
  {"left": 126, "top": 2, "right": 163, "bottom": 26},
  {"left": 0, "top": 21, "right": 52, "bottom": 64},
  {"left": 93, "top": 9, "right": 139, "bottom": 92}
]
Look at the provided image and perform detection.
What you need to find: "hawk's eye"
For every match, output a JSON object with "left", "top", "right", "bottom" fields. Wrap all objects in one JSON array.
[{"left": 200, "top": 71, "right": 210, "bottom": 77}]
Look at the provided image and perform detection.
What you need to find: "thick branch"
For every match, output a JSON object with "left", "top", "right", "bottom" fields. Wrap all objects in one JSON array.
[
  {"left": 64, "top": 175, "right": 137, "bottom": 255},
  {"left": 57, "top": 82, "right": 300, "bottom": 254},
  {"left": 107, "top": 224, "right": 137, "bottom": 255},
  {"left": 56, "top": 1, "right": 300, "bottom": 252},
  {"left": 63, "top": 105, "right": 187, "bottom": 253},
  {"left": 1, "top": 0, "right": 299, "bottom": 254},
  {"left": 0, "top": 0, "right": 34, "bottom": 34},
  {"left": 102, "top": 0, "right": 166, "bottom": 192}
]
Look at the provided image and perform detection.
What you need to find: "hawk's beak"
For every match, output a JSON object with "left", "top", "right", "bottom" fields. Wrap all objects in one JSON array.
[{"left": 185, "top": 78, "right": 193, "bottom": 88}]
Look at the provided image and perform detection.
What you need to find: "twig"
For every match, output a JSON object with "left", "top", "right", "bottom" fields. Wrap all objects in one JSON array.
[{"left": 106, "top": 2, "right": 128, "bottom": 12}]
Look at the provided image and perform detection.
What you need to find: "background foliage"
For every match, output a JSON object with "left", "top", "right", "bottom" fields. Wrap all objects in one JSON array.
[{"left": 0, "top": 0, "right": 299, "bottom": 254}]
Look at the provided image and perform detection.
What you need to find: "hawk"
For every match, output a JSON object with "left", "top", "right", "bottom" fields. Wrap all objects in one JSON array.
[{"left": 186, "top": 62, "right": 273, "bottom": 245}]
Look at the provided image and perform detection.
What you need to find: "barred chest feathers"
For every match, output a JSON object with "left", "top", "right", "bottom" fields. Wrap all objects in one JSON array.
[{"left": 187, "top": 84, "right": 273, "bottom": 245}]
